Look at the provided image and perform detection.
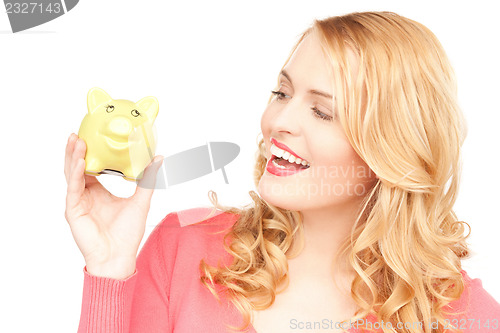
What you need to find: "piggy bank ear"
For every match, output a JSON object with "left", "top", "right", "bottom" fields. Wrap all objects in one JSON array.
[
  {"left": 136, "top": 96, "right": 159, "bottom": 121},
  {"left": 87, "top": 87, "right": 112, "bottom": 114}
]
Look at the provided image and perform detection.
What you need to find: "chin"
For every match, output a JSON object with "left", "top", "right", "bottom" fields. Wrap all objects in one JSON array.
[{"left": 257, "top": 177, "right": 307, "bottom": 212}]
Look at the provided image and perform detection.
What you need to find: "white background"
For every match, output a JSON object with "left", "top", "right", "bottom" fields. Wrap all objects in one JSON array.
[{"left": 0, "top": 0, "right": 498, "bottom": 331}]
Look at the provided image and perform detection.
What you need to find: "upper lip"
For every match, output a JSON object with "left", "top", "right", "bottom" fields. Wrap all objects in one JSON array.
[{"left": 270, "top": 138, "right": 306, "bottom": 161}]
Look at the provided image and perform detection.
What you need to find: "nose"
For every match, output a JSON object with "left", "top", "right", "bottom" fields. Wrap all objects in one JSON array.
[
  {"left": 268, "top": 99, "right": 302, "bottom": 135},
  {"left": 108, "top": 116, "right": 132, "bottom": 137}
]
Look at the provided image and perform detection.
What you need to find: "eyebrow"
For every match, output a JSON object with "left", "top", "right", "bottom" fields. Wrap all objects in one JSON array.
[{"left": 280, "top": 69, "right": 333, "bottom": 100}]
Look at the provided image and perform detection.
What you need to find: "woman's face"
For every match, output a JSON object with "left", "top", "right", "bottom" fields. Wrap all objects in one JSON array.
[{"left": 258, "top": 32, "right": 377, "bottom": 213}]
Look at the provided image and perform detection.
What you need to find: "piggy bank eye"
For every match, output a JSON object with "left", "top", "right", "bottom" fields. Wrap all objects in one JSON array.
[
  {"left": 131, "top": 109, "right": 141, "bottom": 117},
  {"left": 106, "top": 105, "right": 115, "bottom": 113}
]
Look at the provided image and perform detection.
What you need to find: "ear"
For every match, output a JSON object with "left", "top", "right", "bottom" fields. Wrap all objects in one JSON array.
[
  {"left": 135, "top": 96, "right": 159, "bottom": 121},
  {"left": 87, "top": 87, "right": 112, "bottom": 114}
]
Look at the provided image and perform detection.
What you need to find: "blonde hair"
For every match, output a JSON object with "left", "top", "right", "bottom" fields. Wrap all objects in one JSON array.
[{"left": 199, "top": 11, "right": 470, "bottom": 333}]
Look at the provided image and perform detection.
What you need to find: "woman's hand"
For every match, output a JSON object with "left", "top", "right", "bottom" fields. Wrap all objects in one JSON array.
[{"left": 64, "top": 133, "right": 164, "bottom": 279}]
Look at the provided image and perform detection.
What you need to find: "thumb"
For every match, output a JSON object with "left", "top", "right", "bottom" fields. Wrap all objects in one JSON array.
[{"left": 133, "top": 155, "right": 164, "bottom": 204}]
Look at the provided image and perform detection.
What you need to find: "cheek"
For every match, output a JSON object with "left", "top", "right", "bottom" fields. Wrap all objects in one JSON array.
[
  {"left": 312, "top": 141, "right": 375, "bottom": 190},
  {"left": 341, "top": 150, "right": 377, "bottom": 194},
  {"left": 312, "top": 135, "right": 352, "bottom": 167}
]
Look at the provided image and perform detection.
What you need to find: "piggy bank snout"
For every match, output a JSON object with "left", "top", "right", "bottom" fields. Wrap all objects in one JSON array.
[{"left": 108, "top": 116, "right": 133, "bottom": 137}]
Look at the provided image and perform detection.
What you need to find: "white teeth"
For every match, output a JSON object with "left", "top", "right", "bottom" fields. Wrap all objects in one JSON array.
[
  {"left": 270, "top": 143, "right": 310, "bottom": 166},
  {"left": 272, "top": 145, "right": 284, "bottom": 158}
]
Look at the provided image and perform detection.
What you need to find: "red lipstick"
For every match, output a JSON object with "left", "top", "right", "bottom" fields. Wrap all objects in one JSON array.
[
  {"left": 266, "top": 155, "right": 309, "bottom": 176},
  {"left": 270, "top": 138, "right": 304, "bottom": 160},
  {"left": 266, "top": 138, "right": 310, "bottom": 177}
]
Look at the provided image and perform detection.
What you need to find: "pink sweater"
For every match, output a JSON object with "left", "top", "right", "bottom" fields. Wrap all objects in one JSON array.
[{"left": 78, "top": 208, "right": 500, "bottom": 332}]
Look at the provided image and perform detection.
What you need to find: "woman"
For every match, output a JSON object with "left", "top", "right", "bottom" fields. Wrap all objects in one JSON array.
[{"left": 65, "top": 11, "right": 500, "bottom": 333}]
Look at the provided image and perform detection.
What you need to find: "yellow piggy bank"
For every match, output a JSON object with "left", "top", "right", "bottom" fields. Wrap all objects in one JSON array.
[{"left": 78, "top": 87, "right": 159, "bottom": 181}]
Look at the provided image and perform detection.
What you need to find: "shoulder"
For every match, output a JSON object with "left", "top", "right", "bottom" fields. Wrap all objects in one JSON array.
[
  {"left": 445, "top": 270, "right": 500, "bottom": 323},
  {"left": 151, "top": 207, "right": 240, "bottom": 262},
  {"left": 156, "top": 206, "right": 239, "bottom": 238}
]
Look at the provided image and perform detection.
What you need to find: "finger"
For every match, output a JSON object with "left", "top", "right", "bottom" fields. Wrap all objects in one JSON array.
[
  {"left": 84, "top": 171, "right": 106, "bottom": 190},
  {"left": 66, "top": 157, "right": 86, "bottom": 223},
  {"left": 67, "top": 139, "right": 87, "bottom": 212},
  {"left": 133, "top": 156, "right": 164, "bottom": 206},
  {"left": 84, "top": 173, "right": 100, "bottom": 186},
  {"left": 64, "top": 133, "right": 78, "bottom": 184},
  {"left": 71, "top": 138, "right": 101, "bottom": 188},
  {"left": 71, "top": 138, "right": 86, "bottom": 180}
]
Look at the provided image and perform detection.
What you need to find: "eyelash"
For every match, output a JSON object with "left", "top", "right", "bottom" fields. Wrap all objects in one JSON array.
[{"left": 270, "top": 90, "right": 333, "bottom": 121}]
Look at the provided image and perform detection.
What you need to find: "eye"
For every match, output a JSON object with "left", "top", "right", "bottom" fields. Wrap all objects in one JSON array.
[
  {"left": 271, "top": 90, "right": 334, "bottom": 122},
  {"left": 270, "top": 90, "right": 289, "bottom": 101},
  {"left": 312, "top": 107, "right": 333, "bottom": 121},
  {"left": 131, "top": 109, "right": 140, "bottom": 117},
  {"left": 106, "top": 105, "right": 115, "bottom": 113}
]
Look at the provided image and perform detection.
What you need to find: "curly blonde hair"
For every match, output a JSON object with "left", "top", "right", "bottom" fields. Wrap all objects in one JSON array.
[{"left": 199, "top": 11, "right": 471, "bottom": 333}]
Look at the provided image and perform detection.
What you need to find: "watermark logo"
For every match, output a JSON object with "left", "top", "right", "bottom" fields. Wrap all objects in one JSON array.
[
  {"left": 103, "top": 140, "right": 241, "bottom": 190},
  {"left": 3, "top": 0, "right": 79, "bottom": 33},
  {"left": 289, "top": 317, "right": 499, "bottom": 331},
  {"left": 140, "top": 141, "right": 241, "bottom": 190},
  {"left": 261, "top": 163, "right": 377, "bottom": 200}
]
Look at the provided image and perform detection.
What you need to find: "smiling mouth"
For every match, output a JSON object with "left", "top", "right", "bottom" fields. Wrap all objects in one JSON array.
[
  {"left": 270, "top": 154, "right": 310, "bottom": 170},
  {"left": 269, "top": 143, "right": 310, "bottom": 167}
]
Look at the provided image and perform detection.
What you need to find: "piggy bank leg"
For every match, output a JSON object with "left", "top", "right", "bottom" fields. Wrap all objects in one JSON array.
[
  {"left": 121, "top": 167, "right": 140, "bottom": 182},
  {"left": 84, "top": 158, "right": 102, "bottom": 176}
]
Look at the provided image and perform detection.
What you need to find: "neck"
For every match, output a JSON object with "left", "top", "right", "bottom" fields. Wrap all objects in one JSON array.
[{"left": 289, "top": 198, "right": 366, "bottom": 276}]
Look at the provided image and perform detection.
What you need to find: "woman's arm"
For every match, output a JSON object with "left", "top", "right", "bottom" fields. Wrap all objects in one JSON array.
[{"left": 78, "top": 219, "right": 170, "bottom": 333}]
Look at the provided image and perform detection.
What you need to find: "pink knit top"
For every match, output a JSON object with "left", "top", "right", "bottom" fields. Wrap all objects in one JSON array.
[{"left": 78, "top": 208, "right": 500, "bottom": 332}]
